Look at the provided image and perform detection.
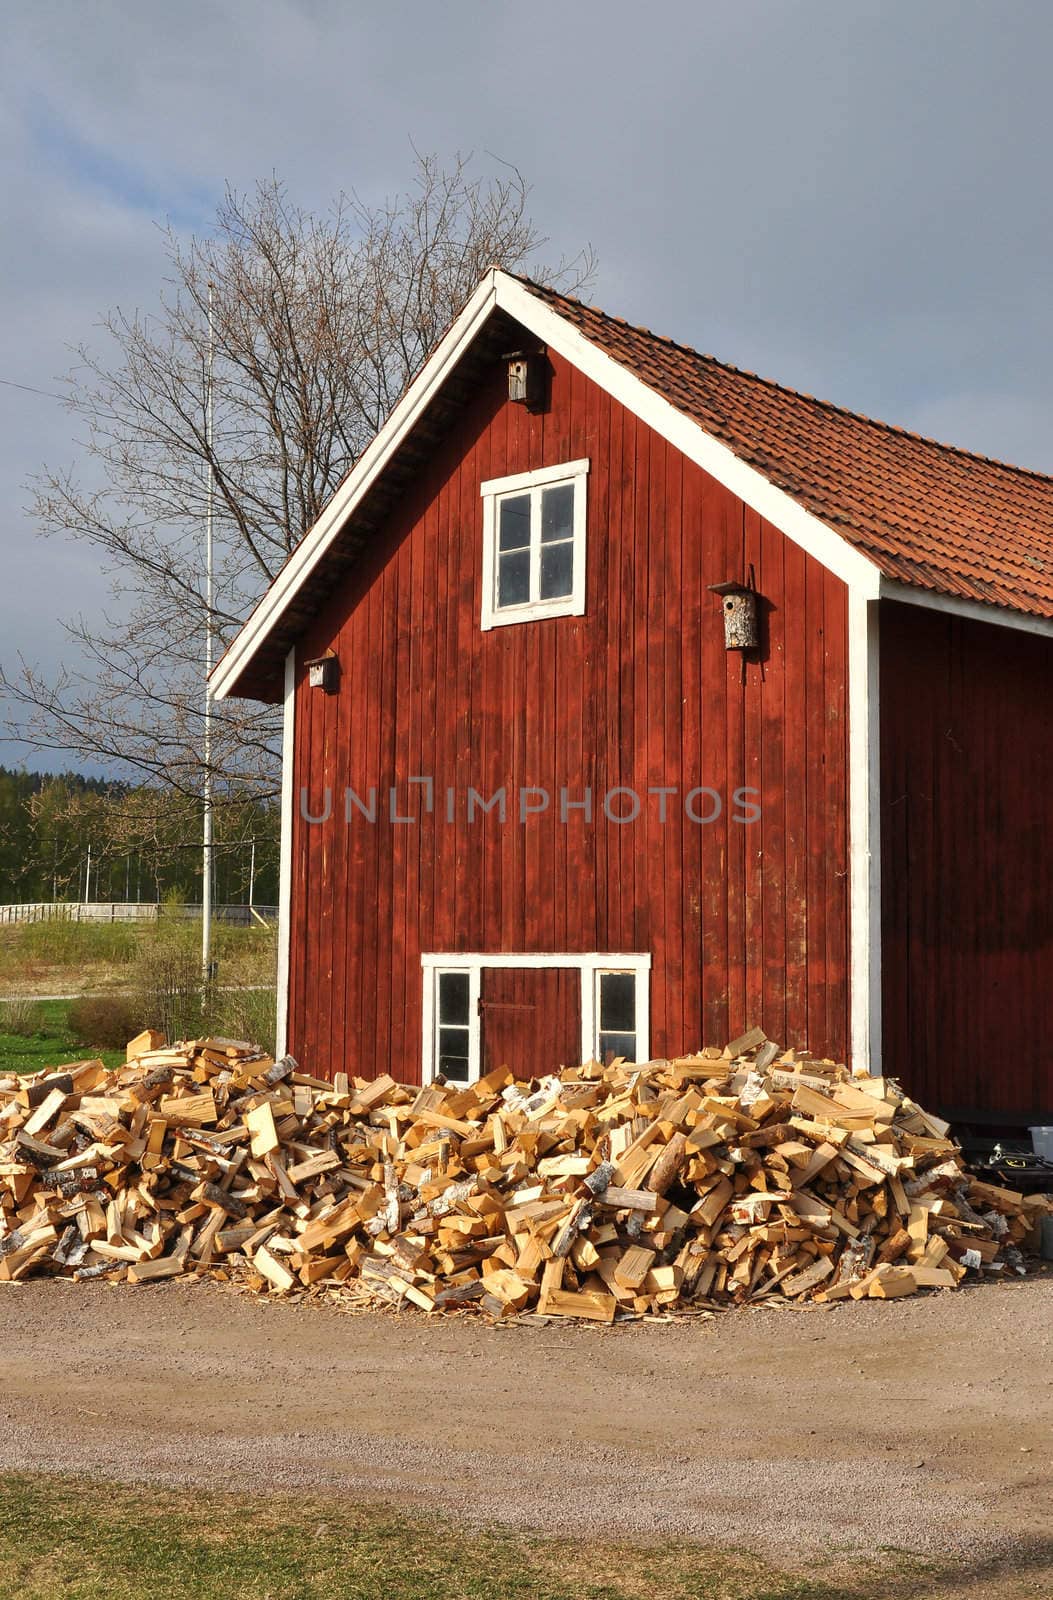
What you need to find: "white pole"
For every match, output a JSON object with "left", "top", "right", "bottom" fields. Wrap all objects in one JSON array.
[
  {"left": 83, "top": 844, "right": 92, "bottom": 905},
  {"left": 202, "top": 282, "right": 215, "bottom": 982},
  {"left": 248, "top": 836, "right": 256, "bottom": 911}
]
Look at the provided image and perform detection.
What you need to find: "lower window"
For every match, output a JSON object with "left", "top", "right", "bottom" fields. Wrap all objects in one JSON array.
[
  {"left": 422, "top": 954, "right": 649, "bottom": 1084},
  {"left": 436, "top": 970, "right": 473, "bottom": 1082},
  {"left": 596, "top": 969, "right": 639, "bottom": 1063}
]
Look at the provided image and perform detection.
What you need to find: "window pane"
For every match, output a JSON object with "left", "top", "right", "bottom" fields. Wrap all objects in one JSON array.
[
  {"left": 599, "top": 971, "right": 636, "bottom": 1032},
  {"left": 540, "top": 483, "right": 574, "bottom": 542},
  {"left": 539, "top": 540, "right": 573, "bottom": 600},
  {"left": 438, "top": 971, "right": 470, "bottom": 1025},
  {"left": 438, "top": 1025, "right": 471, "bottom": 1080},
  {"left": 498, "top": 548, "right": 530, "bottom": 607},
  {"left": 599, "top": 1030, "right": 637, "bottom": 1063},
  {"left": 498, "top": 494, "right": 531, "bottom": 551}
]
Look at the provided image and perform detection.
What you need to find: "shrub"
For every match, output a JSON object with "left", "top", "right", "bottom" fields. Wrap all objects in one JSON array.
[
  {"left": 130, "top": 927, "right": 206, "bottom": 1043},
  {"left": 209, "top": 986, "right": 277, "bottom": 1056},
  {"left": 0, "top": 996, "right": 47, "bottom": 1037},
  {"left": 66, "top": 994, "right": 142, "bottom": 1052}
]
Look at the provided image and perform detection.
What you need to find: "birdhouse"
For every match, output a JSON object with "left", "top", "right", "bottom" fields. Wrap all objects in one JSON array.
[
  {"left": 506, "top": 350, "right": 545, "bottom": 409},
  {"left": 306, "top": 653, "right": 339, "bottom": 692},
  {"left": 708, "top": 581, "right": 759, "bottom": 651}
]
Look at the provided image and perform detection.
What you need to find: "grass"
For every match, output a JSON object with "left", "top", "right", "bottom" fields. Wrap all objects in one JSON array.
[
  {"left": 0, "top": 918, "right": 279, "bottom": 1069},
  {"left": 9, "top": 918, "right": 142, "bottom": 968},
  {"left": 0, "top": 1475, "right": 961, "bottom": 1600},
  {"left": 0, "top": 997, "right": 125, "bottom": 1072},
  {"left": 0, "top": 917, "right": 276, "bottom": 997}
]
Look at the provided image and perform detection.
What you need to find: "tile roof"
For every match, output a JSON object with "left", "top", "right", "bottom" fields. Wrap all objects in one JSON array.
[{"left": 517, "top": 276, "right": 1053, "bottom": 620}]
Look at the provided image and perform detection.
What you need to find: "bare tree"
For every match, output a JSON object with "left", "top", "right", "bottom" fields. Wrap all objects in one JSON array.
[{"left": 3, "top": 155, "right": 593, "bottom": 800}]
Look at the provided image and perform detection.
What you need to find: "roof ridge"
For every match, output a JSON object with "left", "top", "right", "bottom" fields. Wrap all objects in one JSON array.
[{"left": 510, "top": 272, "right": 1053, "bottom": 489}]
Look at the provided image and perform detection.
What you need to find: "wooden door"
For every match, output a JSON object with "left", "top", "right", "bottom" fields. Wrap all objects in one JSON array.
[{"left": 479, "top": 967, "right": 581, "bottom": 1080}]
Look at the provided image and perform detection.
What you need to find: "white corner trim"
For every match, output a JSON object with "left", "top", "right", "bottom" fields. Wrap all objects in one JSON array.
[
  {"left": 480, "top": 458, "right": 589, "bottom": 631},
  {"left": 420, "top": 951, "right": 651, "bottom": 1083},
  {"left": 848, "top": 596, "right": 882, "bottom": 1073},
  {"left": 275, "top": 647, "right": 295, "bottom": 1057},
  {"left": 878, "top": 578, "right": 1053, "bottom": 638}
]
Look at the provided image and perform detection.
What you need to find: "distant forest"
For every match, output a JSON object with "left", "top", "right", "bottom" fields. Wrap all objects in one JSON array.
[{"left": 0, "top": 768, "right": 279, "bottom": 906}]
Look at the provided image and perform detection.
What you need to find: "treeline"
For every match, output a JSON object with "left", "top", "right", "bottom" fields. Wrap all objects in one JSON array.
[{"left": 0, "top": 768, "right": 279, "bottom": 906}]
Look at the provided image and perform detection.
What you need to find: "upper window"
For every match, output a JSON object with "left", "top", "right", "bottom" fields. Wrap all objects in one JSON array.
[{"left": 479, "top": 459, "right": 589, "bottom": 629}]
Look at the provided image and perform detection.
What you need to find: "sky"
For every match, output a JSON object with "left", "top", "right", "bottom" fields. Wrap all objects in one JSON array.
[{"left": 3, "top": 0, "right": 1053, "bottom": 772}]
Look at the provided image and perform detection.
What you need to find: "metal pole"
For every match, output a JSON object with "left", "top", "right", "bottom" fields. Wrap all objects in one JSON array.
[
  {"left": 83, "top": 844, "right": 92, "bottom": 905},
  {"left": 202, "top": 281, "right": 215, "bottom": 983},
  {"left": 248, "top": 837, "right": 256, "bottom": 911}
]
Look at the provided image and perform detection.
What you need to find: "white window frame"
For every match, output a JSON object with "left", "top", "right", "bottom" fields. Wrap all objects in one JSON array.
[
  {"left": 420, "top": 951, "right": 650, "bottom": 1084},
  {"left": 423, "top": 964, "right": 481, "bottom": 1089},
  {"left": 479, "top": 459, "right": 589, "bottom": 630}
]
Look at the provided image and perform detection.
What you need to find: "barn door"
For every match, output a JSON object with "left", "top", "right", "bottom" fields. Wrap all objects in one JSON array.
[{"left": 479, "top": 966, "right": 581, "bottom": 1080}]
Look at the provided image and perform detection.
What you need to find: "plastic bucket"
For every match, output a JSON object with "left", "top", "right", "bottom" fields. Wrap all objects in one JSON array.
[{"left": 1029, "top": 1127, "right": 1053, "bottom": 1162}]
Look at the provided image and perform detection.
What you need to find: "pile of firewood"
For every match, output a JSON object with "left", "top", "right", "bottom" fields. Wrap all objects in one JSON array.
[{"left": 0, "top": 1027, "right": 1048, "bottom": 1318}]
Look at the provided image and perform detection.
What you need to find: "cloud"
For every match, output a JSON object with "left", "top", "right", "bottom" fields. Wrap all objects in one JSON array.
[{"left": 2, "top": 0, "right": 1053, "bottom": 769}]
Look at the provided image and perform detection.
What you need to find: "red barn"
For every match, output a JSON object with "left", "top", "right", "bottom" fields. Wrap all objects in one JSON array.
[{"left": 212, "top": 270, "right": 1053, "bottom": 1125}]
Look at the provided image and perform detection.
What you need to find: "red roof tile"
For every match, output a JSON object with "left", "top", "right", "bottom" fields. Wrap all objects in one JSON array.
[{"left": 517, "top": 276, "right": 1053, "bottom": 620}]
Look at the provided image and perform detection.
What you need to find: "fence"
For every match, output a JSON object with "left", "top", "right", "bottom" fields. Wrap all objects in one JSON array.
[{"left": 0, "top": 902, "right": 277, "bottom": 928}]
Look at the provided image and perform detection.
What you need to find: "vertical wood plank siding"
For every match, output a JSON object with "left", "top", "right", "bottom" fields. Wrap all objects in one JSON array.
[
  {"left": 288, "top": 349, "right": 850, "bottom": 1081},
  {"left": 880, "top": 600, "right": 1053, "bottom": 1118}
]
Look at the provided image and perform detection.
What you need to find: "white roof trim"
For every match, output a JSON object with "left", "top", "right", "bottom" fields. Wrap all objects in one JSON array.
[
  {"left": 214, "top": 269, "right": 1050, "bottom": 698},
  {"left": 494, "top": 275, "right": 882, "bottom": 599},
  {"left": 877, "top": 578, "right": 1053, "bottom": 638},
  {"left": 211, "top": 270, "right": 500, "bottom": 700}
]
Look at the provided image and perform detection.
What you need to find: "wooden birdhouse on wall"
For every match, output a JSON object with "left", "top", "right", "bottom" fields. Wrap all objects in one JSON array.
[
  {"left": 305, "top": 652, "right": 339, "bottom": 692},
  {"left": 709, "top": 580, "right": 759, "bottom": 650},
  {"left": 506, "top": 349, "right": 546, "bottom": 410}
]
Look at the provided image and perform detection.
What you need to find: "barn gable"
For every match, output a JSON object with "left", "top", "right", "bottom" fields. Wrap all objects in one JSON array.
[{"left": 211, "top": 267, "right": 1053, "bottom": 707}]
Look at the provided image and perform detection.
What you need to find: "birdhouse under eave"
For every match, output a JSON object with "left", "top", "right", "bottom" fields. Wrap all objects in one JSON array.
[
  {"left": 506, "top": 349, "right": 545, "bottom": 409},
  {"left": 306, "top": 652, "right": 339, "bottom": 692},
  {"left": 708, "top": 581, "right": 759, "bottom": 650}
]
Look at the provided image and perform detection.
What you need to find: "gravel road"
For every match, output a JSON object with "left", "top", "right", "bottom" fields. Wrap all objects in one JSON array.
[{"left": 0, "top": 1274, "right": 1050, "bottom": 1571}]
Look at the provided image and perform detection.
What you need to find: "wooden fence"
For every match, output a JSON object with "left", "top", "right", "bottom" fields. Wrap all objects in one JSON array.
[{"left": 0, "top": 902, "right": 277, "bottom": 927}]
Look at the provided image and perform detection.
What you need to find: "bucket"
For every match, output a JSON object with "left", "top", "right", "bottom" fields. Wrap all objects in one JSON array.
[{"left": 1029, "top": 1127, "right": 1053, "bottom": 1162}]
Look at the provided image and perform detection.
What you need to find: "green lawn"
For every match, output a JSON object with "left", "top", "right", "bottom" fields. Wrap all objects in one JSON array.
[
  {"left": 0, "top": 998, "right": 124, "bottom": 1073},
  {"left": 0, "top": 916, "right": 275, "bottom": 993},
  {"left": 0, "top": 1475, "right": 951, "bottom": 1600}
]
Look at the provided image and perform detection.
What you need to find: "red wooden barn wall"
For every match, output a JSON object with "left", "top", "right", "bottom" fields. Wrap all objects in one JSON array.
[
  {"left": 880, "top": 600, "right": 1053, "bottom": 1119},
  {"left": 287, "top": 337, "right": 851, "bottom": 1083}
]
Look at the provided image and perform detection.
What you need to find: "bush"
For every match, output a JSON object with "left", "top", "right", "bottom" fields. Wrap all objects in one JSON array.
[
  {"left": 131, "top": 931, "right": 206, "bottom": 1044},
  {"left": 209, "top": 986, "right": 277, "bottom": 1056},
  {"left": 66, "top": 994, "right": 142, "bottom": 1052},
  {"left": 0, "top": 997, "right": 47, "bottom": 1037}
]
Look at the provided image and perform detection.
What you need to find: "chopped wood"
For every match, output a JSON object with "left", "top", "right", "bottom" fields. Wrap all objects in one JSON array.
[
  {"left": 0, "top": 1029, "right": 1046, "bottom": 1320},
  {"left": 245, "top": 1101, "right": 280, "bottom": 1158},
  {"left": 127, "top": 1029, "right": 165, "bottom": 1062}
]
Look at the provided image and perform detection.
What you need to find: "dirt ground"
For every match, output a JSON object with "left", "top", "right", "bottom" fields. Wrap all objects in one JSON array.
[{"left": 1, "top": 1274, "right": 1050, "bottom": 1586}]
